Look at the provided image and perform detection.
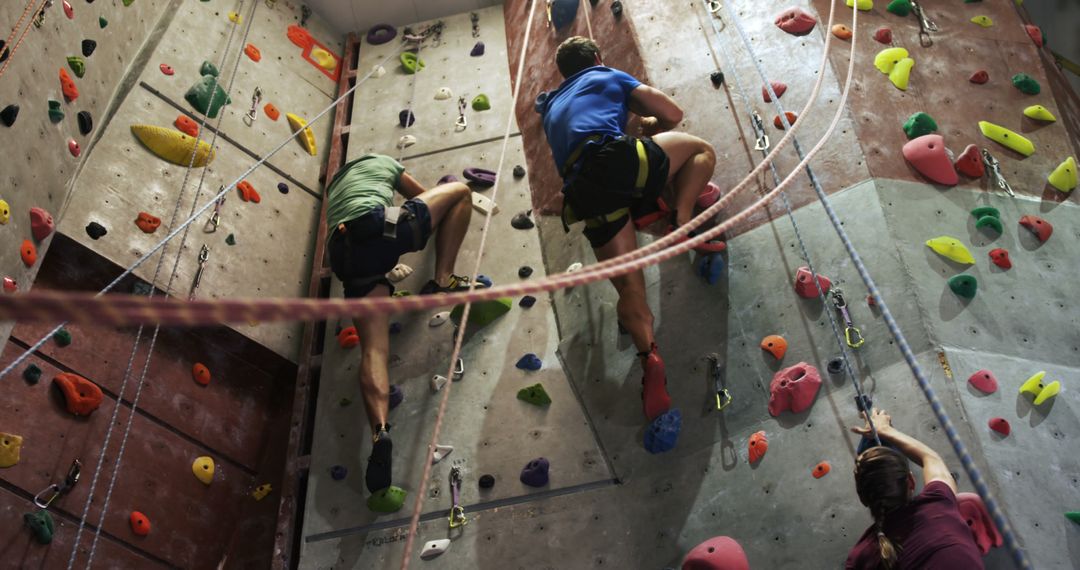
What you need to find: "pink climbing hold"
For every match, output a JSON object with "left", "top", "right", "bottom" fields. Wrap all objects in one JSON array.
[
  {"left": 793, "top": 266, "right": 831, "bottom": 299},
  {"left": 63, "top": 0, "right": 73, "bottom": 19},
  {"left": 767, "top": 362, "right": 822, "bottom": 416},
  {"left": 2, "top": 277, "right": 16, "bottom": 293},
  {"left": 68, "top": 139, "right": 81, "bottom": 158},
  {"left": 957, "top": 493, "right": 1003, "bottom": 555},
  {"left": 159, "top": 64, "right": 174, "bottom": 76},
  {"left": 873, "top": 27, "right": 892, "bottom": 44},
  {"left": 988, "top": 417, "right": 1010, "bottom": 436},
  {"left": 761, "top": 81, "right": 787, "bottom": 103},
  {"left": 1025, "top": 24, "right": 1043, "bottom": 48},
  {"left": 988, "top": 248, "right": 1011, "bottom": 270},
  {"left": 954, "top": 144, "right": 984, "bottom": 178},
  {"left": 29, "top": 207, "right": 54, "bottom": 242},
  {"left": 967, "top": 369, "right": 998, "bottom": 394},
  {"left": 1019, "top": 215, "right": 1052, "bottom": 243},
  {"left": 774, "top": 7, "right": 817, "bottom": 36},
  {"left": 902, "top": 134, "right": 958, "bottom": 186},
  {"left": 681, "top": 536, "right": 750, "bottom": 570},
  {"left": 969, "top": 70, "right": 989, "bottom": 84}
]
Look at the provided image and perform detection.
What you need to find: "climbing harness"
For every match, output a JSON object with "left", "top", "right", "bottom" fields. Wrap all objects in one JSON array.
[
  {"left": 204, "top": 189, "right": 226, "bottom": 233},
  {"left": 448, "top": 466, "right": 467, "bottom": 529},
  {"left": 455, "top": 96, "right": 468, "bottom": 131},
  {"left": 244, "top": 86, "right": 263, "bottom": 125},
  {"left": 909, "top": 0, "right": 937, "bottom": 48},
  {"left": 471, "top": 12, "right": 480, "bottom": 38},
  {"left": 706, "top": 354, "right": 732, "bottom": 411},
  {"left": 750, "top": 111, "right": 770, "bottom": 151},
  {"left": 34, "top": 460, "right": 81, "bottom": 509},
  {"left": 981, "top": 149, "right": 1015, "bottom": 197},
  {"left": 190, "top": 245, "right": 210, "bottom": 300},
  {"left": 830, "top": 289, "right": 865, "bottom": 349}
]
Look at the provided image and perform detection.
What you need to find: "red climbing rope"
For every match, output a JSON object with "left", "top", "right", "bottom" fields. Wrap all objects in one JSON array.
[{"left": 0, "top": 0, "right": 50, "bottom": 81}]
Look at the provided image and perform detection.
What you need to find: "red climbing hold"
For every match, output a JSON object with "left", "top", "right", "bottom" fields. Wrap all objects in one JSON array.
[
  {"left": 244, "top": 44, "right": 262, "bottom": 62},
  {"left": 969, "top": 70, "right": 989, "bottom": 84},
  {"left": 175, "top": 115, "right": 199, "bottom": 138},
  {"left": 988, "top": 248, "right": 1011, "bottom": 270},
  {"left": 761, "top": 81, "right": 787, "bottom": 102},
  {"left": 873, "top": 27, "right": 893, "bottom": 44},
  {"left": 337, "top": 326, "right": 359, "bottom": 349},
  {"left": 135, "top": 212, "right": 161, "bottom": 234},
  {"left": 760, "top": 335, "right": 787, "bottom": 360},
  {"left": 1025, "top": 24, "right": 1043, "bottom": 48},
  {"left": 682, "top": 536, "right": 750, "bottom": 570},
  {"left": 902, "top": 134, "right": 958, "bottom": 186},
  {"left": 1019, "top": 215, "right": 1052, "bottom": 243},
  {"left": 192, "top": 363, "right": 211, "bottom": 386},
  {"left": 2, "top": 277, "right": 16, "bottom": 293},
  {"left": 748, "top": 431, "right": 768, "bottom": 463},
  {"left": 68, "top": 139, "right": 81, "bottom": 158},
  {"left": 63, "top": 0, "right": 73, "bottom": 19},
  {"left": 775, "top": 7, "right": 817, "bottom": 36},
  {"left": 957, "top": 493, "right": 1003, "bottom": 555},
  {"left": 159, "top": 63, "right": 174, "bottom": 76},
  {"left": 237, "top": 180, "right": 261, "bottom": 204},
  {"left": 866, "top": 294, "right": 877, "bottom": 307},
  {"left": 988, "top": 417, "right": 1010, "bottom": 436},
  {"left": 768, "top": 362, "right": 822, "bottom": 416},
  {"left": 20, "top": 240, "right": 36, "bottom": 267},
  {"left": 967, "top": 369, "right": 998, "bottom": 394},
  {"left": 812, "top": 461, "right": 831, "bottom": 478},
  {"left": 29, "top": 207, "right": 54, "bottom": 242},
  {"left": 793, "top": 266, "right": 831, "bottom": 298},
  {"left": 129, "top": 511, "right": 151, "bottom": 536},
  {"left": 264, "top": 103, "right": 280, "bottom": 121},
  {"left": 53, "top": 372, "right": 104, "bottom": 416},
  {"left": 954, "top": 144, "right": 984, "bottom": 178},
  {"left": 59, "top": 68, "right": 79, "bottom": 102},
  {"left": 773, "top": 112, "right": 798, "bottom": 130}
]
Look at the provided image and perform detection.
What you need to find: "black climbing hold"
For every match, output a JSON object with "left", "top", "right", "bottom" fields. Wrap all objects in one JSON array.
[
  {"left": 589, "top": 0, "right": 599, "bottom": 5},
  {"left": 513, "top": 165, "right": 526, "bottom": 178},
  {"left": 1, "top": 104, "right": 19, "bottom": 127},
  {"left": 518, "top": 266, "right": 533, "bottom": 278},
  {"left": 479, "top": 474, "right": 495, "bottom": 489},
  {"left": 827, "top": 357, "right": 843, "bottom": 375},
  {"left": 511, "top": 210, "right": 534, "bottom": 230},
  {"left": 277, "top": 182, "right": 289, "bottom": 194},
  {"left": 77, "top": 111, "right": 92, "bottom": 135},
  {"left": 611, "top": 0, "right": 623, "bottom": 17},
  {"left": 85, "top": 222, "right": 107, "bottom": 240},
  {"left": 0, "top": 41, "right": 8, "bottom": 63},
  {"left": 398, "top": 109, "right": 415, "bottom": 128},
  {"left": 389, "top": 322, "right": 402, "bottom": 334},
  {"left": 710, "top": 71, "right": 725, "bottom": 88},
  {"left": 520, "top": 295, "right": 536, "bottom": 308},
  {"left": 225, "top": 233, "right": 236, "bottom": 246},
  {"left": 330, "top": 465, "right": 347, "bottom": 480},
  {"left": 23, "top": 364, "right": 42, "bottom": 385},
  {"left": 82, "top": 39, "right": 97, "bottom": 57}
]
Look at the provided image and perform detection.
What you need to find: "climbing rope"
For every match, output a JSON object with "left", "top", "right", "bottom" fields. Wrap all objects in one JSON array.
[
  {"left": 0, "top": 0, "right": 50, "bottom": 80},
  {"left": 719, "top": 5, "right": 1030, "bottom": 569},
  {"left": 579, "top": 0, "right": 594, "bottom": 43}
]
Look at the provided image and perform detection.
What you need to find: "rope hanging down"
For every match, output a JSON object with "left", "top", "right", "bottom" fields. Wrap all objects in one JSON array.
[{"left": 0, "top": 0, "right": 49, "bottom": 80}]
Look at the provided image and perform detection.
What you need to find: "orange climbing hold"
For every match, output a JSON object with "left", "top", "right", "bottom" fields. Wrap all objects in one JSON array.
[
  {"left": 135, "top": 212, "right": 161, "bottom": 234},
  {"left": 831, "top": 24, "right": 853, "bottom": 40},
  {"left": 59, "top": 68, "right": 79, "bottom": 102},
  {"left": 237, "top": 180, "right": 261, "bottom": 204},
  {"left": 1019, "top": 215, "right": 1052, "bottom": 243},
  {"left": 53, "top": 372, "right": 104, "bottom": 416},
  {"left": 337, "top": 326, "right": 360, "bottom": 349},
  {"left": 192, "top": 363, "right": 211, "bottom": 386},
  {"left": 20, "top": 240, "right": 36, "bottom": 267},
  {"left": 1025, "top": 24, "right": 1043, "bottom": 48},
  {"left": 244, "top": 44, "right": 262, "bottom": 62},
  {"left": 129, "top": 511, "right": 151, "bottom": 536},
  {"left": 174, "top": 115, "right": 199, "bottom": 138},
  {"left": 287, "top": 25, "right": 314, "bottom": 49},
  {"left": 263, "top": 103, "right": 280, "bottom": 121},
  {"left": 760, "top": 335, "right": 787, "bottom": 360},
  {"left": 748, "top": 431, "right": 768, "bottom": 463},
  {"left": 812, "top": 461, "right": 831, "bottom": 478},
  {"left": 774, "top": 112, "right": 798, "bottom": 130}
]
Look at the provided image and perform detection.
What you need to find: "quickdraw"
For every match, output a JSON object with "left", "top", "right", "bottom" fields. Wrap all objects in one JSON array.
[
  {"left": 34, "top": 459, "right": 80, "bottom": 509},
  {"left": 910, "top": 0, "right": 938, "bottom": 48},
  {"left": 32, "top": 0, "right": 53, "bottom": 28},
  {"left": 455, "top": 96, "right": 468, "bottom": 131},
  {"left": 204, "top": 188, "right": 226, "bottom": 233},
  {"left": 831, "top": 289, "right": 865, "bottom": 349},
  {"left": 706, "top": 354, "right": 732, "bottom": 411},
  {"left": 448, "top": 466, "right": 467, "bottom": 529},
  {"left": 981, "top": 148, "right": 1014, "bottom": 197},
  {"left": 750, "top": 111, "right": 770, "bottom": 152},
  {"left": 190, "top": 245, "right": 210, "bottom": 300},
  {"left": 244, "top": 86, "right": 263, "bottom": 125}
]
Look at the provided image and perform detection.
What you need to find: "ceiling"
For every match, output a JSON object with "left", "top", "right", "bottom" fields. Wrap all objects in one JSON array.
[{"left": 305, "top": 0, "right": 503, "bottom": 35}]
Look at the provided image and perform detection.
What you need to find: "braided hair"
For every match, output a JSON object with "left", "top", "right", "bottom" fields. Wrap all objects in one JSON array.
[{"left": 854, "top": 447, "right": 911, "bottom": 569}]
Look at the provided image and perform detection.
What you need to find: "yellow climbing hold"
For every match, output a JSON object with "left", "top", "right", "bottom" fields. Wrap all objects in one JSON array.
[
  {"left": 1019, "top": 371, "right": 1045, "bottom": 396},
  {"left": 889, "top": 58, "right": 915, "bottom": 91},
  {"left": 192, "top": 456, "right": 215, "bottom": 485},
  {"left": 251, "top": 483, "right": 272, "bottom": 500},
  {"left": 311, "top": 48, "right": 336, "bottom": 71},
  {"left": 846, "top": 0, "right": 872, "bottom": 10},
  {"left": 130, "top": 125, "right": 216, "bottom": 167},
  {"left": 1048, "top": 157, "right": 1077, "bottom": 193},
  {"left": 874, "top": 47, "right": 909, "bottom": 74},
  {"left": 286, "top": 113, "right": 317, "bottom": 156},
  {"left": 1034, "top": 381, "right": 1060, "bottom": 405},
  {"left": 970, "top": 15, "right": 993, "bottom": 28},
  {"left": 0, "top": 199, "right": 9, "bottom": 224},
  {"left": 978, "top": 121, "right": 1034, "bottom": 157},
  {"left": 1023, "top": 105, "right": 1056, "bottom": 122},
  {"left": 926, "top": 236, "right": 975, "bottom": 265},
  {"left": 0, "top": 433, "right": 23, "bottom": 468},
  {"left": 228, "top": 11, "right": 242, "bottom": 24}
]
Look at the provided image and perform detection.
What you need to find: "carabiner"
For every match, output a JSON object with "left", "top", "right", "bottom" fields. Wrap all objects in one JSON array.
[
  {"left": 832, "top": 290, "right": 866, "bottom": 349},
  {"left": 981, "top": 148, "right": 1015, "bottom": 197},
  {"left": 706, "top": 0, "right": 723, "bottom": 14},
  {"left": 751, "top": 111, "right": 770, "bottom": 151},
  {"left": 244, "top": 87, "right": 263, "bottom": 125},
  {"left": 448, "top": 467, "right": 467, "bottom": 529},
  {"left": 455, "top": 97, "right": 468, "bottom": 131},
  {"left": 452, "top": 357, "right": 465, "bottom": 381},
  {"left": 911, "top": 0, "right": 937, "bottom": 47},
  {"left": 34, "top": 459, "right": 81, "bottom": 509},
  {"left": 715, "top": 388, "right": 733, "bottom": 411}
]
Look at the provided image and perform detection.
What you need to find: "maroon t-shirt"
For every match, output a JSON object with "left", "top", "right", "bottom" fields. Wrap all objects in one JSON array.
[{"left": 846, "top": 481, "right": 984, "bottom": 570}]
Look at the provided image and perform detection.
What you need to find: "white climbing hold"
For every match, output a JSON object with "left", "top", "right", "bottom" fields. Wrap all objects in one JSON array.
[
  {"left": 432, "top": 444, "right": 454, "bottom": 464},
  {"left": 429, "top": 311, "right": 450, "bottom": 327},
  {"left": 431, "top": 374, "right": 449, "bottom": 393},
  {"left": 386, "top": 263, "right": 413, "bottom": 282},
  {"left": 372, "top": 64, "right": 386, "bottom": 78},
  {"left": 398, "top": 135, "right": 417, "bottom": 150},
  {"left": 420, "top": 538, "right": 451, "bottom": 560},
  {"left": 565, "top": 262, "right": 583, "bottom": 273},
  {"left": 434, "top": 87, "right": 453, "bottom": 100}
]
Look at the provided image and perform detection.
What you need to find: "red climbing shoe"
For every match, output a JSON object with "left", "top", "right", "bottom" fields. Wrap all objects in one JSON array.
[
  {"left": 633, "top": 197, "right": 671, "bottom": 230},
  {"left": 640, "top": 345, "right": 671, "bottom": 421},
  {"left": 667, "top": 226, "right": 726, "bottom": 254}
]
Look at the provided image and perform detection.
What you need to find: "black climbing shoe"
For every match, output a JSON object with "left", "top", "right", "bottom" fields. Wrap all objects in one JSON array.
[
  {"left": 419, "top": 274, "right": 481, "bottom": 295},
  {"left": 365, "top": 428, "right": 393, "bottom": 494}
]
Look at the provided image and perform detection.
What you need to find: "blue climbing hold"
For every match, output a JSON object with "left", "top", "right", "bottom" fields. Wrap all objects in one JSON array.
[
  {"left": 550, "top": 0, "right": 579, "bottom": 29},
  {"left": 644, "top": 408, "right": 682, "bottom": 454},
  {"left": 520, "top": 295, "right": 537, "bottom": 308},
  {"left": 697, "top": 253, "right": 725, "bottom": 285},
  {"left": 330, "top": 465, "right": 348, "bottom": 480},
  {"left": 475, "top": 275, "right": 493, "bottom": 288},
  {"left": 389, "top": 384, "right": 404, "bottom": 409},
  {"left": 516, "top": 353, "right": 542, "bottom": 371},
  {"left": 277, "top": 182, "right": 289, "bottom": 194}
]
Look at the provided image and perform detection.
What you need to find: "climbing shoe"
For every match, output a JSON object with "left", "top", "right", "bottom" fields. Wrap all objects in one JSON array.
[
  {"left": 365, "top": 426, "right": 393, "bottom": 494},
  {"left": 419, "top": 274, "right": 484, "bottom": 295},
  {"left": 640, "top": 344, "right": 672, "bottom": 421}
]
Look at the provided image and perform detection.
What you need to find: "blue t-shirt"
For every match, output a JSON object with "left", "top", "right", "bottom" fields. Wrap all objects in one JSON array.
[{"left": 537, "top": 66, "right": 642, "bottom": 176}]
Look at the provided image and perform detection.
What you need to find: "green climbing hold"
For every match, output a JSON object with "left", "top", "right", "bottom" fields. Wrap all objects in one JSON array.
[
  {"left": 1066, "top": 511, "right": 1080, "bottom": 524},
  {"left": 23, "top": 364, "right": 42, "bottom": 385},
  {"left": 517, "top": 383, "right": 552, "bottom": 406},
  {"left": 53, "top": 327, "right": 72, "bottom": 347},
  {"left": 472, "top": 94, "right": 491, "bottom": 111},
  {"left": 975, "top": 216, "right": 1003, "bottom": 234},
  {"left": 948, "top": 274, "right": 978, "bottom": 299},
  {"left": 902, "top": 112, "right": 937, "bottom": 139},
  {"left": 99, "top": 17, "right": 108, "bottom": 28},
  {"left": 200, "top": 60, "right": 220, "bottom": 77},
  {"left": 970, "top": 206, "right": 1000, "bottom": 220},
  {"left": 1011, "top": 73, "right": 1041, "bottom": 95},
  {"left": 400, "top": 52, "right": 425, "bottom": 74},
  {"left": 185, "top": 76, "right": 232, "bottom": 119},
  {"left": 339, "top": 397, "right": 351, "bottom": 406},
  {"left": 24, "top": 510, "right": 54, "bottom": 544},
  {"left": 122, "top": 0, "right": 135, "bottom": 6},
  {"left": 47, "top": 100, "right": 64, "bottom": 123},
  {"left": 67, "top": 56, "right": 86, "bottom": 79},
  {"left": 450, "top": 298, "right": 512, "bottom": 328},
  {"left": 367, "top": 486, "right": 407, "bottom": 513},
  {"left": 886, "top": 0, "right": 912, "bottom": 16},
  {"left": 225, "top": 233, "right": 236, "bottom": 246}
]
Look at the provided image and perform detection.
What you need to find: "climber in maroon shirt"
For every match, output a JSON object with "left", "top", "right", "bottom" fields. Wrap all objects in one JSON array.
[{"left": 846, "top": 408, "right": 984, "bottom": 570}]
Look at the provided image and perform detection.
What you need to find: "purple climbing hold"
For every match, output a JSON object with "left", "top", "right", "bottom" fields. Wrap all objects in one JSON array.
[
  {"left": 330, "top": 465, "right": 348, "bottom": 480},
  {"left": 277, "top": 182, "right": 289, "bottom": 194},
  {"left": 643, "top": 408, "right": 681, "bottom": 454},
  {"left": 470, "top": 41, "right": 485, "bottom": 57},
  {"left": 516, "top": 353, "right": 542, "bottom": 371},
  {"left": 389, "top": 384, "right": 404, "bottom": 409},
  {"left": 463, "top": 167, "right": 496, "bottom": 188},
  {"left": 437, "top": 174, "right": 459, "bottom": 185},
  {"left": 520, "top": 457, "right": 550, "bottom": 487},
  {"left": 398, "top": 109, "right": 415, "bottom": 128},
  {"left": 520, "top": 295, "right": 537, "bottom": 308},
  {"left": 366, "top": 24, "right": 397, "bottom": 45}
]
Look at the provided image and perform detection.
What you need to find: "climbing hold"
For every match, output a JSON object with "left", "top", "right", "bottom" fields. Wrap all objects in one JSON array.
[
  {"left": 434, "top": 87, "right": 453, "bottom": 101},
  {"left": 49, "top": 100, "right": 65, "bottom": 124},
  {"left": 131, "top": 125, "right": 216, "bottom": 166},
  {"left": 611, "top": 0, "right": 623, "bottom": 17},
  {"left": 970, "top": 15, "right": 993, "bottom": 27},
  {"left": 889, "top": 58, "right": 914, "bottom": 90},
  {"left": 1011, "top": 73, "right": 1041, "bottom": 95},
  {"left": 329, "top": 465, "right": 347, "bottom": 480},
  {"left": 192, "top": 363, "right": 211, "bottom": 386},
  {"left": 1025, "top": 24, "right": 1043, "bottom": 48},
  {"left": 432, "top": 444, "right": 454, "bottom": 464},
  {"left": 978, "top": 121, "right": 1034, "bottom": 157},
  {"left": 0, "top": 277, "right": 10, "bottom": 294},
  {"left": 846, "top": 0, "right": 872, "bottom": 10},
  {"left": 431, "top": 374, "right": 449, "bottom": 393},
  {"left": 420, "top": 538, "right": 451, "bottom": 560},
  {"left": 697, "top": 253, "right": 724, "bottom": 285},
  {"left": 682, "top": 536, "right": 750, "bottom": 570},
  {"left": 63, "top": 1, "right": 73, "bottom": 19},
  {"left": 1019, "top": 215, "right": 1052, "bottom": 243},
  {"left": 518, "top": 266, "right": 533, "bottom": 278},
  {"left": 99, "top": 16, "right": 107, "bottom": 28},
  {"left": 0, "top": 200, "right": 8, "bottom": 224},
  {"left": 20, "top": 240, "right": 36, "bottom": 267},
  {"left": 874, "top": 27, "right": 893, "bottom": 44},
  {"left": 386, "top": 263, "right": 412, "bottom": 282},
  {"left": 903, "top": 135, "right": 958, "bottom": 186},
  {"left": 709, "top": 71, "right": 725, "bottom": 88},
  {"left": 24, "top": 511, "right": 54, "bottom": 544},
  {"left": 82, "top": 39, "right": 97, "bottom": 58},
  {"left": 398, "top": 109, "right": 415, "bottom": 128},
  {"left": 159, "top": 63, "right": 174, "bottom": 76},
  {"left": 200, "top": 61, "right": 219, "bottom": 78},
  {"left": 886, "top": 0, "right": 912, "bottom": 16},
  {"left": 1023, "top": 105, "right": 1056, "bottom": 123},
  {"left": 450, "top": 298, "right": 512, "bottom": 327},
  {"left": 831, "top": 24, "right": 853, "bottom": 40},
  {"left": 286, "top": 113, "right": 317, "bottom": 156},
  {"left": 463, "top": 167, "right": 497, "bottom": 187},
  {"left": 367, "top": 486, "right": 407, "bottom": 513},
  {"left": 365, "top": 23, "right": 397, "bottom": 45},
  {"left": 764, "top": 80, "right": 790, "bottom": 102},
  {"left": 988, "top": 248, "right": 1011, "bottom": 269},
  {"left": 513, "top": 164, "right": 526, "bottom": 178},
  {"left": 185, "top": 76, "right": 232, "bottom": 118},
  {"left": 1032, "top": 380, "right": 1061, "bottom": 405},
  {"left": 479, "top": 474, "right": 495, "bottom": 489},
  {"left": 437, "top": 174, "right": 459, "bottom": 185},
  {"left": 566, "top": 262, "right": 583, "bottom": 273},
  {"left": 228, "top": 11, "right": 242, "bottom": 24},
  {"left": 135, "top": 212, "right": 161, "bottom": 234},
  {"left": 773, "top": 112, "right": 798, "bottom": 130},
  {"left": 277, "top": 182, "right": 289, "bottom": 194},
  {"left": 237, "top": 180, "right": 261, "bottom": 203},
  {"left": 520, "top": 457, "right": 550, "bottom": 487},
  {"left": 988, "top": 417, "right": 1010, "bottom": 436},
  {"left": 1048, "top": 157, "right": 1077, "bottom": 193},
  {"left": 389, "top": 384, "right": 404, "bottom": 409},
  {"left": 0, "top": 433, "right": 23, "bottom": 468},
  {"left": 337, "top": 326, "right": 360, "bottom": 349},
  {"left": 129, "top": 511, "right": 151, "bottom": 536},
  {"left": 969, "top": 70, "right": 989, "bottom": 84},
  {"left": 53, "top": 373, "right": 103, "bottom": 415},
  {"left": 54, "top": 328, "right": 72, "bottom": 347},
  {"left": 748, "top": 430, "right": 768, "bottom": 463},
  {"left": 760, "top": 335, "right": 787, "bottom": 360},
  {"left": 29, "top": 207, "right": 54, "bottom": 242},
  {"left": 827, "top": 357, "right": 844, "bottom": 375},
  {"left": 472, "top": 94, "right": 491, "bottom": 111},
  {"left": 873, "top": 47, "right": 909, "bottom": 74},
  {"left": 954, "top": 145, "right": 984, "bottom": 178},
  {"left": 23, "top": 364, "right": 41, "bottom": 384},
  {"left": 812, "top": 461, "right": 831, "bottom": 478},
  {"left": 974, "top": 216, "right": 1002, "bottom": 235},
  {"left": 428, "top": 311, "right": 450, "bottom": 327},
  {"left": 67, "top": 56, "right": 86, "bottom": 79},
  {"left": 476, "top": 274, "right": 493, "bottom": 288},
  {"left": 957, "top": 493, "right": 1004, "bottom": 555},
  {"left": 902, "top": 112, "right": 937, "bottom": 139},
  {"left": 470, "top": 41, "right": 485, "bottom": 57},
  {"left": 644, "top": 408, "right": 682, "bottom": 454},
  {"left": 520, "top": 295, "right": 537, "bottom": 308},
  {"left": 192, "top": 456, "right": 215, "bottom": 485},
  {"left": 793, "top": 266, "right": 831, "bottom": 298},
  {"left": 400, "top": 52, "right": 425, "bottom": 74},
  {"left": 0, "top": 104, "right": 18, "bottom": 127},
  {"left": 968, "top": 370, "right": 998, "bottom": 394},
  {"left": 767, "top": 362, "right": 823, "bottom": 416},
  {"left": 947, "top": 274, "right": 978, "bottom": 299},
  {"left": 516, "top": 354, "right": 542, "bottom": 371},
  {"left": 263, "top": 103, "right": 280, "bottom": 121},
  {"left": 244, "top": 44, "right": 261, "bottom": 62},
  {"left": 174, "top": 115, "right": 199, "bottom": 138},
  {"left": 517, "top": 383, "right": 552, "bottom": 406},
  {"left": 971, "top": 205, "right": 999, "bottom": 220},
  {"left": 550, "top": 0, "right": 579, "bottom": 29},
  {"left": 77, "top": 111, "right": 92, "bottom": 135},
  {"left": 1066, "top": 512, "right": 1080, "bottom": 525},
  {"left": 774, "top": 7, "right": 817, "bottom": 36}
]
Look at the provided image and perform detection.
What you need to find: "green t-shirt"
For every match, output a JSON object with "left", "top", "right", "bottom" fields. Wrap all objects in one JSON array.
[{"left": 325, "top": 154, "right": 405, "bottom": 230}]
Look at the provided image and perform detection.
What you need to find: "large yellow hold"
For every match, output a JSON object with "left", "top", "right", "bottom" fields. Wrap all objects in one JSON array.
[
  {"left": 846, "top": 0, "right": 872, "bottom": 10},
  {"left": 926, "top": 236, "right": 975, "bottom": 265},
  {"left": 874, "top": 48, "right": 909, "bottom": 74},
  {"left": 286, "top": 113, "right": 317, "bottom": 156},
  {"left": 0, "top": 433, "right": 23, "bottom": 468},
  {"left": 192, "top": 456, "right": 215, "bottom": 485},
  {"left": 1048, "top": 157, "right": 1077, "bottom": 193},
  {"left": 889, "top": 58, "right": 915, "bottom": 91},
  {"left": 131, "top": 125, "right": 216, "bottom": 167},
  {"left": 1023, "top": 105, "right": 1056, "bottom": 122},
  {"left": 978, "top": 121, "right": 1034, "bottom": 157}
]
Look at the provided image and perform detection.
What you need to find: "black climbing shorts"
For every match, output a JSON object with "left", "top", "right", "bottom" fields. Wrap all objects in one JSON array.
[
  {"left": 562, "top": 136, "right": 670, "bottom": 249},
  {"left": 328, "top": 198, "right": 433, "bottom": 298}
]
